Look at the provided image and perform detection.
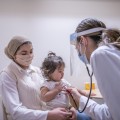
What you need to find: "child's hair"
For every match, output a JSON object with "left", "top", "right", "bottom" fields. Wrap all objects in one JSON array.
[{"left": 41, "top": 52, "right": 65, "bottom": 79}]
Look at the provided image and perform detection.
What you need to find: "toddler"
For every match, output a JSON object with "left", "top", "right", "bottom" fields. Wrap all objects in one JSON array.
[{"left": 40, "top": 52, "right": 92, "bottom": 110}]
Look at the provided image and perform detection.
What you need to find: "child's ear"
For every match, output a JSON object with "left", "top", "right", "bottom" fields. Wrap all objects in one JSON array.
[{"left": 80, "top": 36, "right": 88, "bottom": 46}]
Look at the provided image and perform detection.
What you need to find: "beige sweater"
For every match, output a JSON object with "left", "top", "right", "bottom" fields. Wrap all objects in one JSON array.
[{"left": 0, "top": 61, "right": 48, "bottom": 120}]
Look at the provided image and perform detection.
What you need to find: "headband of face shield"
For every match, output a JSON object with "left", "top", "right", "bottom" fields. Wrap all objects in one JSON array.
[
  {"left": 70, "top": 27, "right": 105, "bottom": 75},
  {"left": 70, "top": 27, "right": 105, "bottom": 45}
]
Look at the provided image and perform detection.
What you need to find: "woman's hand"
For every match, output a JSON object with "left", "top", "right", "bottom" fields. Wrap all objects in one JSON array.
[{"left": 47, "top": 108, "right": 72, "bottom": 120}]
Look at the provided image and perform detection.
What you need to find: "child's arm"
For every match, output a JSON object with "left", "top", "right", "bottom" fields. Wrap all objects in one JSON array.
[{"left": 40, "top": 83, "right": 63, "bottom": 102}]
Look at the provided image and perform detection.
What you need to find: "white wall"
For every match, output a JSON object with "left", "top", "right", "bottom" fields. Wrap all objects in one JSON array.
[{"left": 0, "top": 0, "right": 120, "bottom": 90}]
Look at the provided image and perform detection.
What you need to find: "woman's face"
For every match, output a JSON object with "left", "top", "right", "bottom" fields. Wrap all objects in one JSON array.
[
  {"left": 14, "top": 43, "right": 33, "bottom": 69},
  {"left": 49, "top": 65, "right": 64, "bottom": 82}
]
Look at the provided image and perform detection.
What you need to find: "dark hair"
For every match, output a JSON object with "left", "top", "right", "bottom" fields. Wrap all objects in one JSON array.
[
  {"left": 76, "top": 18, "right": 106, "bottom": 44},
  {"left": 41, "top": 52, "right": 65, "bottom": 79}
]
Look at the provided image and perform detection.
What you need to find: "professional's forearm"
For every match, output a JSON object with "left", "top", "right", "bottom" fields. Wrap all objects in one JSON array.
[
  {"left": 77, "top": 89, "right": 86, "bottom": 96},
  {"left": 80, "top": 96, "right": 113, "bottom": 120}
]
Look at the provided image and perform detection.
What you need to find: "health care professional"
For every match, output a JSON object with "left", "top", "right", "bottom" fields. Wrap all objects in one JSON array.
[
  {"left": 69, "top": 18, "right": 120, "bottom": 120},
  {"left": 0, "top": 36, "right": 74, "bottom": 120}
]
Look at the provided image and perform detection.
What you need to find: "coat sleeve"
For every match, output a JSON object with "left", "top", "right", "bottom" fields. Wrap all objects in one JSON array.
[
  {"left": 78, "top": 47, "right": 117, "bottom": 120},
  {"left": 89, "top": 46, "right": 120, "bottom": 120},
  {"left": 0, "top": 72, "right": 48, "bottom": 120},
  {"left": 79, "top": 96, "right": 113, "bottom": 120}
]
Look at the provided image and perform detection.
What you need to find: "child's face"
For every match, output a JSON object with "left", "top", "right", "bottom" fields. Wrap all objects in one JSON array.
[{"left": 50, "top": 65, "right": 64, "bottom": 82}]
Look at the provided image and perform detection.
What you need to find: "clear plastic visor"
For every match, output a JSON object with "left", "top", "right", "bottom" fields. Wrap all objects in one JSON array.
[{"left": 70, "top": 27, "right": 105, "bottom": 75}]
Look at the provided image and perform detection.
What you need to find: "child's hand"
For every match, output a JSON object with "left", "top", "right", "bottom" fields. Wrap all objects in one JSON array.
[{"left": 54, "top": 83, "right": 63, "bottom": 92}]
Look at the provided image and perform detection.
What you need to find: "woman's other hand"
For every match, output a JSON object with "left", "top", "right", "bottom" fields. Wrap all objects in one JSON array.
[
  {"left": 47, "top": 108, "right": 72, "bottom": 120},
  {"left": 69, "top": 107, "right": 77, "bottom": 120}
]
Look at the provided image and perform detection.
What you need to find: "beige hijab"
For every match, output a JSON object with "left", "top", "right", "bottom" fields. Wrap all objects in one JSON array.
[{"left": 4, "top": 36, "right": 30, "bottom": 59}]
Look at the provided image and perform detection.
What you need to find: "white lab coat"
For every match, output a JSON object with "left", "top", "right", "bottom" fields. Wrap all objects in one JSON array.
[
  {"left": 0, "top": 62, "right": 48, "bottom": 120},
  {"left": 79, "top": 45, "right": 120, "bottom": 120}
]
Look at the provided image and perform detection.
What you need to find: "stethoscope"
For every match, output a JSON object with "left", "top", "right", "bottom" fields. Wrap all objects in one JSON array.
[{"left": 67, "top": 64, "right": 93, "bottom": 113}]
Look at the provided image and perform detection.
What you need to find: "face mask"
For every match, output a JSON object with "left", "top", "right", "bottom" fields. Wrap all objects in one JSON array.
[
  {"left": 78, "top": 44, "right": 89, "bottom": 64},
  {"left": 15, "top": 54, "right": 33, "bottom": 66},
  {"left": 78, "top": 53, "right": 89, "bottom": 64}
]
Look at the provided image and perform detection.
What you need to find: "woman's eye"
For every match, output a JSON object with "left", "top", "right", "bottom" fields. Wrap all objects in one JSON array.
[
  {"left": 21, "top": 53, "right": 26, "bottom": 55},
  {"left": 59, "top": 71, "right": 63, "bottom": 73},
  {"left": 20, "top": 51, "right": 27, "bottom": 55}
]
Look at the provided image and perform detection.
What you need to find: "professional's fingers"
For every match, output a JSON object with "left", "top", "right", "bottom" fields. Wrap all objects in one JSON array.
[
  {"left": 91, "top": 92, "right": 96, "bottom": 96},
  {"left": 85, "top": 91, "right": 96, "bottom": 97}
]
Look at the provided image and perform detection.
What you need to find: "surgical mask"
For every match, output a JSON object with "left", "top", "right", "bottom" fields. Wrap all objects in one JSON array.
[
  {"left": 15, "top": 54, "right": 33, "bottom": 66},
  {"left": 75, "top": 41, "right": 88, "bottom": 64},
  {"left": 78, "top": 44, "right": 89, "bottom": 64},
  {"left": 78, "top": 53, "right": 88, "bottom": 64}
]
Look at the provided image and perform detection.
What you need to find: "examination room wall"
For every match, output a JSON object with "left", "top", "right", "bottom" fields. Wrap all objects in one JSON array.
[
  {"left": 0, "top": 0, "right": 120, "bottom": 92},
  {"left": 0, "top": 0, "right": 120, "bottom": 118}
]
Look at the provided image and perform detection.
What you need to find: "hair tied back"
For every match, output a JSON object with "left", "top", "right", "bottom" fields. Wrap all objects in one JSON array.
[{"left": 48, "top": 51, "right": 56, "bottom": 57}]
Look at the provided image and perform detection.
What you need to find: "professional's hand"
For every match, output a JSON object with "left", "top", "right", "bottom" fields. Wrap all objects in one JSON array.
[
  {"left": 67, "top": 87, "right": 81, "bottom": 103},
  {"left": 69, "top": 107, "right": 77, "bottom": 120},
  {"left": 47, "top": 108, "right": 72, "bottom": 120}
]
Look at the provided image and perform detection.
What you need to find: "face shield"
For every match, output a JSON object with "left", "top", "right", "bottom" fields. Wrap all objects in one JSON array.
[{"left": 70, "top": 27, "right": 105, "bottom": 75}]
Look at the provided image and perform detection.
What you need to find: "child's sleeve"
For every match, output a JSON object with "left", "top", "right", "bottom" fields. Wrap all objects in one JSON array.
[{"left": 40, "top": 81, "right": 51, "bottom": 90}]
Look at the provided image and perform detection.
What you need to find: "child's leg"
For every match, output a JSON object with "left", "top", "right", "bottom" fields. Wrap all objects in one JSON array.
[{"left": 77, "top": 112, "right": 92, "bottom": 120}]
